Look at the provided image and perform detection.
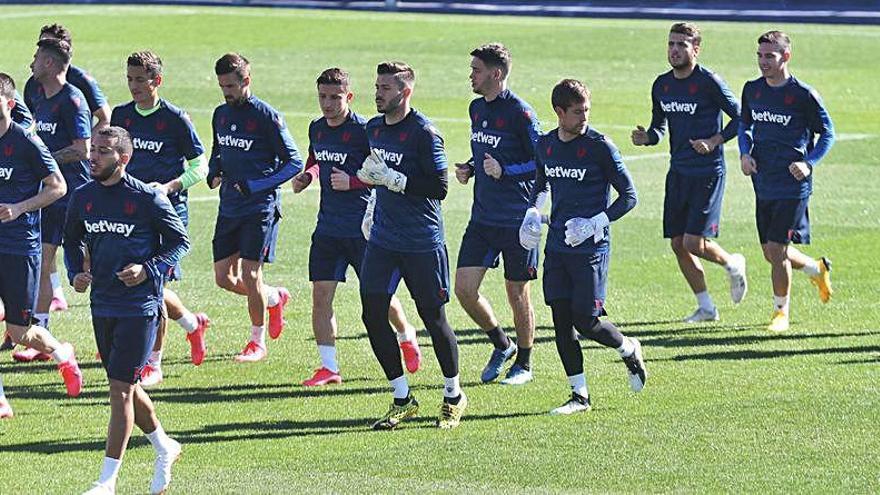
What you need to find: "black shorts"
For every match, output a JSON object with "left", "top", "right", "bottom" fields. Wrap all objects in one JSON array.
[
  {"left": 93, "top": 314, "right": 159, "bottom": 384},
  {"left": 309, "top": 233, "right": 367, "bottom": 282},
  {"left": 360, "top": 243, "right": 450, "bottom": 309},
  {"left": 756, "top": 198, "right": 810, "bottom": 245},
  {"left": 457, "top": 221, "right": 538, "bottom": 281},
  {"left": 663, "top": 170, "right": 725, "bottom": 239},
  {"left": 542, "top": 251, "right": 609, "bottom": 317},
  {"left": 0, "top": 252, "right": 40, "bottom": 326},
  {"left": 212, "top": 208, "right": 281, "bottom": 263}
]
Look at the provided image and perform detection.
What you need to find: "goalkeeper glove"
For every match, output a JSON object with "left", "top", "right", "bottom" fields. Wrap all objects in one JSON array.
[{"left": 357, "top": 150, "right": 407, "bottom": 193}]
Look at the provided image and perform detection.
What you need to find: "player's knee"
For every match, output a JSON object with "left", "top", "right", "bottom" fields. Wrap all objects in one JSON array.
[
  {"left": 213, "top": 271, "right": 235, "bottom": 290},
  {"left": 453, "top": 281, "right": 478, "bottom": 305},
  {"left": 763, "top": 244, "right": 787, "bottom": 264},
  {"left": 108, "top": 380, "right": 134, "bottom": 403},
  {"left": 670, "top": 237, "right": 687, "bottom": 256},
  {"left": 683, "top": 236, "right": 704, "bottom": 256}
]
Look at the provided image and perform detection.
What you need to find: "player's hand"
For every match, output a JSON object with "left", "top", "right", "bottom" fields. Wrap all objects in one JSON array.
[
  {"left": 357, "top": 150, "right": 407, "bottom": 193},
  {"left": 292, "top": 172, "right": 312, "bottom": 193},
  {"left": 209, "top": 176, "right": 222, "bottom": 189},
  {"left": 454, "top": 159, "right": 474, "bottom": 185},
  {"left": 690, "top": 135, "right": 721, "bottom": 155},
  {"left": 588, "top": 211, "right": 610, "bottom": 243},
  {"left": 740, "top": 154, "right": 758, "bottom": 176},
  {"left": 116, "top": 263, "right": 147, "bottom": 287},
  {"left": 519, "top": 207, "right": 543, "bottom": 250},
  {"left": 233, "top": 180, "right": 251, "bottom": 197},
  {"left": 361, "top": 190, "right": 376, "bottom": 240},
  {"left": 483, "top": 153, "right": 502, "bottom": 179},
  {"left": 0, "top": 203, "right": 24, "bottom": 223},
  {"left": 789, "top": 161, "right": 811, "bottom": 181},
  {"left": 564, "top": 217, "right": 595, "bottom": 247},
  {"left": 330, "top": 167, "right": 351, "bottom": 191},
  {"left": 73, "top": 272, "right": 92, "bottom": 293},
  {"left": 149, "top": 182, "right": 172, "bottom": 196},
  {"left": 631, "top": 125, "right": 650, "bottom": 146}
]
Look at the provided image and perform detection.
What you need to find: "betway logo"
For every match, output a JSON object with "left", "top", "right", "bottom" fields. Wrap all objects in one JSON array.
[
  {"left": 217, "top": 134, "right": 254, "bottom": 151},
  {"left": 752, "top": 109, "right": 792, "bottom": 127},
  {"left": 315, "top": 149, "right": 347, "bottom": 164},
  {"left": 660, "top": 101, "right": 698, "bottom": 115},
  {"left": 83, "top": 220, "right": 135, "bottom": 237},
  {"left": 544, "top": 165, "right": 586, "bottom": 181},
  {"left": 35, "top": 121, "right": 58, "bottom": 135},
  {"left": 132, "top": 137, "right": 164, "bottom": 154},
  {"left": 0, "top": 168, "right": 13, "bottom": 180},
  {"left": 471, "top": 131, "right": 501, "bottom": 149},
  {"left": 372, "top": 148, "right": 403, "bottom": 166}
]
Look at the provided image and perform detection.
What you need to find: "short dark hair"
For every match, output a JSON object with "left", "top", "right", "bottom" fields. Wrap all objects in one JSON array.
[
  {"left": 471, "top": 43, "right": 511, "bottom": 77},
  {"left": 670, "top": 22, "right": 702, "bottom": 46},
  {"left": 551, "top": 78, "right": 591, "bottom": 110},
  {"left": 128, "top": 51, "right": 163, "bottom": 79},
  {"left": 96, "top": 126, "right": 133, "bottom": 156},
  {"left": 215, "top": 53, "right": 250, "bottom": 79},
  {"left": 36, "top": 38, "right": 72, "bottom": 67},
  {"left": 0, "top": 73, "right": 16, "bottom": 100},
  {"left": 758, "top": 30, "right": 791, "bottom": 52},
  {"left": 316, "top": 67, "right": 350, "bottom": 88},
  {"left": 377, "top": 61, "right": 415, "bottom": 89},
  {"left": 40, "top": 23, "right": 72, "bottom": 45}
]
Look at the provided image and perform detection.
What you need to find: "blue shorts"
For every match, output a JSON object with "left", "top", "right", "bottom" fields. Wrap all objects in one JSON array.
[
  {"left": 663, "top": 170, "right": 725, "bottom": 239},
  {"left": 212, "top": 208, "right": 280, "bottom": 263},
  {"left": 40, "top": 203, "right": 66, "bottom": 246},
  {"left": 542, "top": 250, "right": 609, "bottom": 316},
  {"left": 309, "top": 233, "right": 366, "bottom": 282},
  {"left": 168, "top": 201, "right": 189, "bottom": 281},
  {"left": 93, "top": 314, "right": 159, "bottom": 384},
  {"left": 756, "top": 198, "right": 810, "bottom": 245},
  {"left": 457, "top": 221, "right": 538, "bottom": 281},
  {"left": 360, "top": 243, "right": 450, "bottom": 309},
  {"left": 0, "top": 253, "right": 40, "bottom": 326}
]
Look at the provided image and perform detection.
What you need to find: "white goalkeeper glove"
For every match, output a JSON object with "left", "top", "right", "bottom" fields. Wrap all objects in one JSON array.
[
  {"left": 357, "top": 149, "right": 407, "bottom": 193},
  {"left": 361, "top": 189, "right": 376, "bottom": 240},
  {"left": 519, "top": 207, "right": 543, "bottom": 250},
  {"left": 564, "top": 212, "right": 609, "bottom": 247}
]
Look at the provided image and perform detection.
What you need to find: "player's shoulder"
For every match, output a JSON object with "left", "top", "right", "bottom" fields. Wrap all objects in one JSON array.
[
  {"left": 696, "top": 65, "right": 729, "bottom": 88},
  {"left": 62, "top": 83, "right": 88, "bottom": 110},
  {"left": 348, "top": 111, "right": 368, "bottom": 127},
  {"left": 504, "top": 90, "right": 535, "bottom": 111},
  {"left": 652, "top": 70, "right": 674, "bottom": 88},
  {"left": 248, "top": 95, "right": 281, "bottom": 120},
  {"left": 111, "top": 100, "right": 136, "bottom": 119},
  {"left": 365, "top": 114, "right": 384, "bottom": 130},
  {"left": 411, "top": 110, "right": 443, "bottom": 140},
  {"left": 788, "top": 76, "right": 823, "bottom": 101},
  {"left": 123, "top": 174, "right": 163, "bottom": 201},
  {"left": 585, "top": 127, "right": 619, "bottom": 151}
]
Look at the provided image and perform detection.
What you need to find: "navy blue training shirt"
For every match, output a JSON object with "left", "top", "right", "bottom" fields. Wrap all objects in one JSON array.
[
  {"left": 25, "top": 65, "right": 108, "bottom": 115},
  {"left": 12, "top": 91, "right": 34, "bottom": 132}
]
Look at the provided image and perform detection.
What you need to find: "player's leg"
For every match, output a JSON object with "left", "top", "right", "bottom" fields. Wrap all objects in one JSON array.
[
  {"left": 783, "top": 201, "right": 831, "bottom": 303},
  {"left": 49, "top": 265, "right": 68, "bottom": 312},
  {"left": 498, "top": 233, "right": 539, "bottom": 385},
  {"left": 14, "top": 242, "right": 59, "bottom": 361},
  {"left": 388, "top": 295, "right": 421, "bottom": 373},
  {"left": 163, "top": 288, "right": 209, "bottom": 366},
  {"left": 762, "top": 241, "right": 792, "bottom": 332},
  {"left": 403, "top": 246, "right": 465, "bottom": 429},
  {"left": 255, "top": 211, "right": 289, "bottom": 340},
  {"left": 236, "top": 258, "right": 269, "bottom": 362},
  {"left": 303, "top": 234, "right": 346, "bottom": 385},
  {"left": 0, "top": 373, "right": 11, "bottom": 419},
  {"left": 456, "top": 224, "right": 515, "bottom": 382},
  {"left": 140, "top": 311, "right": 166, "bottom": 388},
  {"left": 360, "top": 244, "right": 418, "bottom": 430}
]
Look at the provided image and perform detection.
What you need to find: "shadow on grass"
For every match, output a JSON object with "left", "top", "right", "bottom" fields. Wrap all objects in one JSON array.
[
  {"left": 2, "top": 411, "right": 546, "bottom": 454},
  {"left": 638, "top": 330, "right": 880, "bottom": 349},
  {"left": 666, "top": 344, "right": 880, "bottom": 362}
]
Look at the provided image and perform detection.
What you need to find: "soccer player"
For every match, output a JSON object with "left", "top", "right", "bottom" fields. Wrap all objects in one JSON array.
[
  {"left": 26, "top": 23, "right": 111, "bottom": 314},
  {"left": 454, "top": 43, "right": 542, "bottom": 385},
  {"left": 65, "top": 127, "right": 187, "bottom": 495},
  {"left": 292, "top": 67, "right": 422, "bottom": 386},
  {"left": 12, "top": 38, "right": 92, "bottom": 364},
  {"left": 208, "top": 53, "right": 302, "bottom": 361},
  {"left": 356, "top": 61, "right": 466, "bottom": 430},
  {"left": 0, "top": 72, "right": 82, "bottom": 398},
  {"left": 631, "top": 22, "right": 747, "bottom": 323},
  {"left": 0, "top": 373, "right": 10, "bottom": 418},
  {"left": 111, "top": 51, "right": 210, "bottom": 387},
  {"left": 738, "top": 31, "right": 835, "bottom": 332},
  {"left": 521, "top": 79, "right": 646, "bottom": 414}
]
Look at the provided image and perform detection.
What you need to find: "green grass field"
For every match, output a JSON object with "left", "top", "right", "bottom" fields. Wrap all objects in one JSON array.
[{"left": 1, "top": 5, "right": 878, "bottom": 494}]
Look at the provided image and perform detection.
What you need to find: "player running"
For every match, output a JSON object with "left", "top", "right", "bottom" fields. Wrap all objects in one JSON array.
[
  {"left": 0, "top": 72, "right": 82, "bottom": 398},
  {"left": 208, "top": 53, "right": 303, "bottom": 362},
  {"left": 25, "top": 23, "right": 111, "bottom": 315},
  {"left": 738, "top": 31, "right": 835, "bottom": 332},
  {"left": 292, "top": 67, "right": 422, "bottom": 386},
  {"left": 66, "top": 127, "right": 188, "bottom": 495},
  {"left": 12, "top": 38, "right": 92, "bottom": 364},
  {"left": 454, "top": 43, "right": 542, "bottom": 385},
  {"left": 632, "top": 22, "right": 747, "bottom": 323},
  {"left": 111, "top": 51, "right": 210, "bottom": 387},
  {"left": 357, "top": 62, "right": 466, "bottom": 429},
  {"left": 521, "top": 79, "right": 646, "bottom": 415}
]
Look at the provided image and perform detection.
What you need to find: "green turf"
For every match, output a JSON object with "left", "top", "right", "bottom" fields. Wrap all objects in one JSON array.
[{"left": 0, "top": 5, "right": 878, "bottom": 494}]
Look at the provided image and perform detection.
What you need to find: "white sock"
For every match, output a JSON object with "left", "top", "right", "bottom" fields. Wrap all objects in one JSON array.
[
  {"left": 695, "top": 291, "right": 714, "bottom": 311},
  {"left": 317, "top": 345, "right": 339, "bottom": 373},
  {"left": 146, "top": 424, "right": 174, "bottom": 456},
  {"left": 50, "top": 342, "right": 71, "bottom": 363},
  {"left": 176, "top": 312, "right": 198, "bottom": 333},
  {"left": 251, "top": 325, "right": 266, "bottom": 347},
  {"left": 265, "top": 286, "right": 281, "bottom": 307},
  {"left": 149, "top": 350, "right": 163, "bottom": 367},
  {"left": 0, "top": 375, "right": 6, "bottom": 397},
  {"left": 35, "top": 313, "right": 49, "bottom": 330},
  {"left": 396, "top": 325, "right": 416, "bottom": 343},
  {"left": 801, "top": 258, "right": 821, "bottom": 277},
  {"left": 443, "top": 375, "right": 461, "bottom": 398},
  {"left": 98, "top": 456, "right": 122, "bottom": 486},
  {"left": 568, "top": 373, "right": 589, "bottom": 399},
  {"left": 773, "top": 295, "right": 790, "bottom": 314},
  {"left": 616, "top": 337, "right": 635, "bottom": 358},
  {"left": 390, "top": 375, "right": 409, "bottom": 400},
  {"left": 50, "top": 272, "right": 62, "bottom": 293}
]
